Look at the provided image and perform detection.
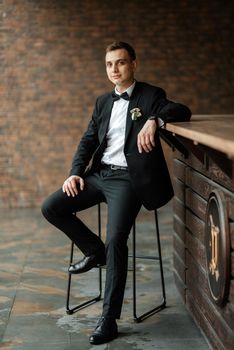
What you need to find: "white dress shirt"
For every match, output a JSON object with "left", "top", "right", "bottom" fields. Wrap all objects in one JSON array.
[{"left": 101, "top": 81, "right": 136, "bottom": 167}]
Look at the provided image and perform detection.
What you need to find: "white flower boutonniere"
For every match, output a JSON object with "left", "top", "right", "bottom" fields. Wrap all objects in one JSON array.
[{"left": 130, "top": 107, "right": 142, "bottom": 121}]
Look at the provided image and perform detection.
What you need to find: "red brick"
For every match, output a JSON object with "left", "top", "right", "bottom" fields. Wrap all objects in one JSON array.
[{"left": 0, "top": 0, "right": 233, "bottom": 208}]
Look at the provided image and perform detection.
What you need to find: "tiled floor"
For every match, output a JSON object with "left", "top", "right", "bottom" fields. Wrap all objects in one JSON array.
[{"left": 0, "top": 203, "right": 211, "bottom": 349}]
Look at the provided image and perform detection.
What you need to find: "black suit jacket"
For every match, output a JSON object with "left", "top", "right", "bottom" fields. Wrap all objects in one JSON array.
[{"left": 69, "top": 81, "right": 191, "bottom": 210}]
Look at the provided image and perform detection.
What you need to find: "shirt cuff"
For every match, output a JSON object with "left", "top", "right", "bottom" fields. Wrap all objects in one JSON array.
[{"left": 148, "top": 116, "right": 165, "bottom": 128}]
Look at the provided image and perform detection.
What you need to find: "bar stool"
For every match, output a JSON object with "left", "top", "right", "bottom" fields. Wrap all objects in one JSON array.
[{"left": 66, "top": 204, "right": 166, "bottom": 322}]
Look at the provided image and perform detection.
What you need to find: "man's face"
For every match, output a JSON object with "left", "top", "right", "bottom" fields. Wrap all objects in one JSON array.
[{"left": 105, "top": 49, "right": 137, "bottom": 91}]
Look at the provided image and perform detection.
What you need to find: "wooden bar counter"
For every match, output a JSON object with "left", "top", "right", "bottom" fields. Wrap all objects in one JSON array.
[{"left": 164, "top": 115, "right": 234, "bottom": 350}]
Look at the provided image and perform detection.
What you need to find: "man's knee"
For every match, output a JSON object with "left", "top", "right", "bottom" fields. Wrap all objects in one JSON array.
[
  {"left": 41, "top": 191, "right": 61, "bottom": 221},
  {"left": 41, "top": 196, "right": 53, "bottom": 220}
]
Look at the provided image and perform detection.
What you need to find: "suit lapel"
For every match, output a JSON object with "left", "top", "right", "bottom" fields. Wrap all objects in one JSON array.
[
  {"left": 125, "top": 82, "right": 142, "bottom": 143},
  {"left": 99, "top": 95, "right": 113, "bottom": 141}
]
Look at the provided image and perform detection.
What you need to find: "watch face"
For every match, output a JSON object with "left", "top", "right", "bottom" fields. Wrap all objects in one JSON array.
[{"left": 205, "top": 190, "right": 230, "bottom": 306}]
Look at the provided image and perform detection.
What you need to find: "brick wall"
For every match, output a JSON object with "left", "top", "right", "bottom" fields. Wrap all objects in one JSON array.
[{"left": 1, "top": 0, "right": 233, "bottom": 208}]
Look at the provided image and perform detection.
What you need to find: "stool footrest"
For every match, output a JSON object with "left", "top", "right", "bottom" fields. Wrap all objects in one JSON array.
[
  {"left": 66, "top": 294, "right": 102, "bottom": 315},
  {"left": 134, "top": 298, "right": 166, "bottom": 323},
  {"left": 128, "top": 254, "right": 160, "bottom": 260}
]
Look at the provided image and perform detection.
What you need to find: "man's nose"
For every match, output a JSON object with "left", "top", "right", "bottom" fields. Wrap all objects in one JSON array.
[{"left": 112, "top": 64, "right": 119, "bottom": 73}]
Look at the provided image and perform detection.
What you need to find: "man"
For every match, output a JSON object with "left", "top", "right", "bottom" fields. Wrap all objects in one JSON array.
[{"left": 42, "top": 41, "right": 191, "bottom": 345}]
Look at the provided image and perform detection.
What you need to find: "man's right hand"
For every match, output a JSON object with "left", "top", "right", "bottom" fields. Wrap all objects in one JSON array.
[{"left": 62, "top": 175, "right": 85, "bottom": 197}]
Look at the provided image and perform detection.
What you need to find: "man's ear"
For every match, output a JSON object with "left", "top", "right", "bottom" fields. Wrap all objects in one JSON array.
[{"left": 132, "top": 60, "right": 137, "bottom": 71}]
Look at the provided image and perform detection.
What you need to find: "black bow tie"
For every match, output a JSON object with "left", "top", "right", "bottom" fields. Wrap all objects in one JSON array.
[{"left": 112, "top": 91, "right": 130, "bottom": 101}]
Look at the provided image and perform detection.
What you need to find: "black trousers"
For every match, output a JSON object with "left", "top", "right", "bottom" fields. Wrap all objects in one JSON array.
[{"left": 41, "top": 167, "right": 142, "bottom": 319}]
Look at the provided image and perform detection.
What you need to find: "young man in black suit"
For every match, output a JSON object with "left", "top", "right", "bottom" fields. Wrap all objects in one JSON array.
[{"left": 42, "top": 41, "right": 191, "bottom": 345}]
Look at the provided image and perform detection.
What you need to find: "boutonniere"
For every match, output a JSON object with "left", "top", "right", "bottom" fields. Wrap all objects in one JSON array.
[{"left": 130, "top": 107, "right": 142, "bottom": 121}]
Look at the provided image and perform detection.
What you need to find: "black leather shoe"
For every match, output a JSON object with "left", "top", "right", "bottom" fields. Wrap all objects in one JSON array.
[
  {"left": 68, "top": 253, "right": 105, "bottom": 274},
  {"left": 89, "top": 317, "right": 118, "bottom": 345}
]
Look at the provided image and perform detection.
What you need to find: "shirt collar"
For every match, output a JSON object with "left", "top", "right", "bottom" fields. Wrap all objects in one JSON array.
[{"left": 115, "top": 80, "right": 136, "bottom": 98}]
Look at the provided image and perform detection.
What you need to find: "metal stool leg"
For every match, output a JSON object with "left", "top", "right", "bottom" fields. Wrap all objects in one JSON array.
[
  {"left": 66, "top": 204, "right": 103, "bottom": 315},
  {"left": 132, "top": 209, "right": 166, "bottom": 322}
]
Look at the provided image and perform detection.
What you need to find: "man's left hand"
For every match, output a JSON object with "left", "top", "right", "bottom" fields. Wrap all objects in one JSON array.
[{"left": 137, "top": 119, "right": 157, "bottom": 153}]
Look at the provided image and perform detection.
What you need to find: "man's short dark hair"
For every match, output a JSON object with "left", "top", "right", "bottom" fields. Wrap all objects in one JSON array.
[{"left": 106, "top": 41, "right": 136, "bottom": 61}]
